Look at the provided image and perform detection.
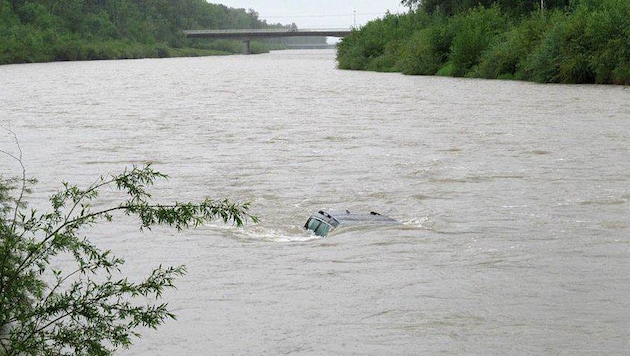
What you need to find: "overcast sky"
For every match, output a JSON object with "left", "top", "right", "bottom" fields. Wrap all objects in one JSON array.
[{"left": 210, "top": 1, "right": 408, "bottom": 28}]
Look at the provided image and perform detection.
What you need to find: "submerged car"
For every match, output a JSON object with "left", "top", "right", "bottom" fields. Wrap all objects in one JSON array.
[{"left": 304, "top": 210, "right": 399, "bottom": 237}]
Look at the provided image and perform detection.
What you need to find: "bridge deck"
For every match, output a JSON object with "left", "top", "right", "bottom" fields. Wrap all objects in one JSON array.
[{"left": 184, "top": 28, "right": 352, "bottom": 39}]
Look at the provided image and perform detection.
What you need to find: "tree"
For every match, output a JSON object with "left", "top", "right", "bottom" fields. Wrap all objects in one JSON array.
[
  {"left": 0, "top": 132, "right": 257, "bottom": 355},
  {"left": 401, "top": 0, "right": 570, "bottom": 16},
  {"left": 1, "top": 0, "right": 292, "bottom": 64}
]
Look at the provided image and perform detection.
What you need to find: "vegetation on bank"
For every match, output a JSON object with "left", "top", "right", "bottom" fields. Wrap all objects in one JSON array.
[
  {"left": 0, "top": 0, "right": 325, "bottom": 64},
  {"left": 337, "top": 0, "right": 630, "bottom": 85},
  {"left": 1, "top": 133, "right": 257, "bottom": 355}
]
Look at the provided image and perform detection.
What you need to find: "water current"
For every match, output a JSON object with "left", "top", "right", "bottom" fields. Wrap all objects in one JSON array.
[{"left": 1, "top": 50, "right": 629, "bottom": 355}]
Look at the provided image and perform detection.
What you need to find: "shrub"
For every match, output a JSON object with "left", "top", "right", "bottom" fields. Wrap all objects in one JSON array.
[
  {"left": 398, "top": 28, "right": 443, "bottom": 75},
  {"left": 448, "top": 6, "right": 508, "bottom": 77},
  {"left": 337, "top": 0, "right": 628, "bottom": 84},
  {"left": 584, "top": 0, "right": 630, "bottom": 84},
  {"left": 398, "top": 15, "right": 454, "bottom": 75},
  {"left": 474, "top": 13, "right": 556, "bottom": 79},
  {"left": 0, "top": 135, "right": 257, "bottom": 355},
  {"left": 520, "top": 10, "right": 570, "bottom": 82}
]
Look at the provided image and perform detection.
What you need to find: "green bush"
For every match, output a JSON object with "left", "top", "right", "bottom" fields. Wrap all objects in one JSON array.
[
  {"left": 398, "top": 28, "right": 443, "bottom": 75},
  {"left": 612, "top": 65, "right": 630, "bottom": 85},
  {"left": 338, "top": 12, "right": 420, "bottom": 71},
  {"left": 474, "top": 13, "right": 555, "bottom": 79},
  {"left": 0, "top": 145, "right": 257, "bottom": 355},
  {"left": 365, "top": 53, "right": 398, "bottom": 72},
  {"left": 584, "top": 0, "right": 630, "bottom": 84},
  {"left": 337, "top": 31, "right": 370, "bottom": 70},
  {"left": 519, "top": 13, "right": 565, "bottom": 82},
  {"left": 473, "top": 31, "right": 521, "bottom": 79},
  {"left": 337, "top": 0, "right": 628, "bottom": 85},
  {"left": 448, "top": 6, "right": 508, "bottom": 77},
  {"left": 398, "top": 15, "right": 454, "bottom": 75},
  {"left": 436, "top": 61, "right": 456, "bottom": 76}
]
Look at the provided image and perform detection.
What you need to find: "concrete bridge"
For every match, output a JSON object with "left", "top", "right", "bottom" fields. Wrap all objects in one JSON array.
[{"left": 183, "top": 28, "right": 352, "bottom": 54}]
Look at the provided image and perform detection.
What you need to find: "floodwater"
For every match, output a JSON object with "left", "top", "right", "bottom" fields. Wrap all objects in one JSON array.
[{"left": 1, "top": 50, "right": 629, "bottom": 355}]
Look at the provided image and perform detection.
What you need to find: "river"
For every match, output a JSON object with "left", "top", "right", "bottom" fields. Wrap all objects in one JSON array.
[{"left": 1, "top": 50, "right": 629, "bottom": 355}]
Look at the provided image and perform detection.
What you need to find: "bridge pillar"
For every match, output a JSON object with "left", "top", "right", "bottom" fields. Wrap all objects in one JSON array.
[{"left": 243, "top": 40, "right": 251, "bottom": 55}]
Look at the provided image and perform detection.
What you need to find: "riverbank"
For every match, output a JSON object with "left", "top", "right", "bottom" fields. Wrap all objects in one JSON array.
[
  {"left": 0, "top": 38, "right": 276, "bottom": 65},
  {"left": 0, "top": 0, "right": 292, "bottom": 65},
  {"left": 336, "top": 0, "right": 629, "bottom": 85}
]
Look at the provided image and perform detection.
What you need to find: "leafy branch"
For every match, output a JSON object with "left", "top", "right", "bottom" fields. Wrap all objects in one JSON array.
[{"left": 0, "top": 139, "right": 257, "bottom": 355}]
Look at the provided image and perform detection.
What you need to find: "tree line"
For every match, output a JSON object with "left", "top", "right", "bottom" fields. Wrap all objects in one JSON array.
[
  {"left": 0, "top": 0, "right": 325, "bottom": 64},
  {"left": 401, "top": 0, "right": 571, "bottom": 17},
  {"left": 337, "top": 0, "right": 629, "bottom": 84}
]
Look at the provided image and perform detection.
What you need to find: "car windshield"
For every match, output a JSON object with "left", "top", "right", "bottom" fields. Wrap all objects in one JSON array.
[{"left": 306, "top": 218, "right": 333, "bottom": 237}]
